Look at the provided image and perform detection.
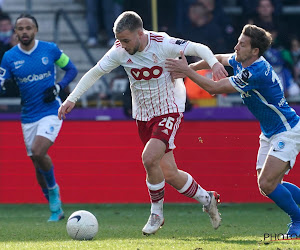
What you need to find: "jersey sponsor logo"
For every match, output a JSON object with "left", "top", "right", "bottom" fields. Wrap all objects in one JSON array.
[
  {"left": 17, "top": 71, "right": 52, "bottom": 83},
  {"left": 131, "top": 66, "right": 163, "bottom": 80},
  {"left": 14, "top": 60, "right": 25, "bottom": 69},
  {"left": 42, "top": 57, "right": 49, "bottom": 65},
  {"left": 126, "top": 58, "right": 133, "bottom": 64},
  {"left": 0, "top": 67, "right": 6, "bottom": 76}
]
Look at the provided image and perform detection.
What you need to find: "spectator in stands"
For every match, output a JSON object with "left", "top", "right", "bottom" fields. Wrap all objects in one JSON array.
[
  {"left": 58, "top": 11, "right": 226, "bottom": 235},
  {"left": 86, "top": 0, "right": 123, "bottom": 47},
  {"left": 197, "top": 0, "right": 236, "bottom": 51},
  {"left": 246, "top": 0, "right": 286, "bottom": 48},
  {"left": 0, "top": 14, "right": 78, "bottom": 222},
  {"left": 0, "top": 12, "right": 19, "bottom": 98},
  {"left": 239, "top": 0, "right": 282, "bottom": 25},
  {"left": 291, "top": 36, "right": 300, "bottom": 85},
  {"left": 181, "top": 2, "right": 226, "bottom": 54},
  {"left": 166, "top": 24, "right": 300, "bottom": 238},
  {"left": 0, "top": 13, "right": 17, "bottom": 61}
]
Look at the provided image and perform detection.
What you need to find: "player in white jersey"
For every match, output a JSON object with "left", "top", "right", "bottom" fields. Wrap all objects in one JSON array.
[
  {"left": 166, "top": 24, "right": 300, "bottom": 238},
  {"left": 58, "top": 11, "right": 227, "bottom": 235},
  {"left": 0, "top": 14, "right": 78, "bottom": 222}
]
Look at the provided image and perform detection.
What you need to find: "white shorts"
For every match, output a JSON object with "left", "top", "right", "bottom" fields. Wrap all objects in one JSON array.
[
  {"left": 22, "top": 115, "right": 63, "bottom": 156},
  {"left": 256, "top": 121, "right": 300, "bottom": 174}
]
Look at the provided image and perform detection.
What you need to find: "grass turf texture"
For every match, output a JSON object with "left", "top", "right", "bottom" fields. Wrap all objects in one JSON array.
[{"left": 0, "top": 203, "right": 299, "bottom": 249}]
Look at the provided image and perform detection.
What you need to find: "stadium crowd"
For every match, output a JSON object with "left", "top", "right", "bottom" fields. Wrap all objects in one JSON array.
[{"left": 1, "top": 0, "right": 300, "bottom": 106}]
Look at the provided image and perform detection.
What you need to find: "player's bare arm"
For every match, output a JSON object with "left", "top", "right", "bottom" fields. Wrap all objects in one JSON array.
[{"left": 166, "top": 51, "right": 236, "bottom": 95}]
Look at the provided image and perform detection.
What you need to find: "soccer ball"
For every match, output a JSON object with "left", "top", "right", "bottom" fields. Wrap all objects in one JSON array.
[{"left": 66, "top": 210, "right": 99, "bottom": 240}]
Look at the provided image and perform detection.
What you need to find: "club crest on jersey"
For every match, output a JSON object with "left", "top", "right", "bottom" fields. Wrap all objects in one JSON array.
[
  {"left": 273, "top": 140, "right": 285, "bottom": 152},
  {"left": 42, "top": 57, "right": 49, "bottom": 65},
  {"left": 0, "top": 67, "right": 6, "bottom": 76}
]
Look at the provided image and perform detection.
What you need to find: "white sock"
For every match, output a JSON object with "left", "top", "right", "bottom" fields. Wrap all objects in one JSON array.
[
  {"left": 178, "top": 173, "right": 210, "bottom": 206},
  {"left": 146, "top": 180, "right": 165, "bottom": 217}
]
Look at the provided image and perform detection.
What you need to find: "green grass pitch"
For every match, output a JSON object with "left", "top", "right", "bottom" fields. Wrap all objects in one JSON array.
[{"left": 0, "top": 203, "right": 299, "bottom": 249}]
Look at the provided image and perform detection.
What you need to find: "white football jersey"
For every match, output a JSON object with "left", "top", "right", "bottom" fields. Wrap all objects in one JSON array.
[{"left": 97, "top": 31, "right": 189, "bottom": 121}]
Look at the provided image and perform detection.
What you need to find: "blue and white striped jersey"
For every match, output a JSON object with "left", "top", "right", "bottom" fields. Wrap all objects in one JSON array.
[
  {"left": 0, "top": 40, "right": 62, "bottom": 123},
  {"left": 228, "top": 54, "right": 299, "bottom": 138}
]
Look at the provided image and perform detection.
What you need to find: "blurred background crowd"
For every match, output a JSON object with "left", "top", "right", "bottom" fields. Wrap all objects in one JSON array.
[{"left": 1, "top": 0, "right": 300, "bottom": 113}]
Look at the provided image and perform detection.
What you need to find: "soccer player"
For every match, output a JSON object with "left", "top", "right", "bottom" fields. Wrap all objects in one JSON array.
[
  {"left": 58, "top": 11, "right": 226, "bottom": 235},
  {"left": 165, "top": 24, "right": 300, "bottom": 237},
  {"left": 0, "top": 14, "right": 78, "bottom": 221}
]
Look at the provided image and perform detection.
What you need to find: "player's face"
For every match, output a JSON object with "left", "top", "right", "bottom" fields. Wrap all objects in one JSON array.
[
  {"left": 15, "top": 18, "right": 37, "bottom": 47},
  {"left": 115, "top": 29, "right": 141, "bottom": 55},
  {"left": 234, "top": 34, "right": 257, "bottom": 65}
]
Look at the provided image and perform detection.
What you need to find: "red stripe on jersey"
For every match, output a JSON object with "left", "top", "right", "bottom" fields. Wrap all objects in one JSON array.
[
  {"left": 150, "top": 34, "right": 164, "bottom": 40},
  {"left": 156, "top": 79, "right": 162, "bottom": 114},
  {"left": 115, "top": 41, "right": 121, "bottom": 47},
  {"left": 164, "top": 75, "right": 171, "bottom": 114},
  {"left": 148, "top": 80, "right": 156, "bottom": 116},
  {"left": 150, "top": 38, "right": 163, "bottom": 43},
  {"left": 171, "top": 81, "right": 179, "bottom": 113}
]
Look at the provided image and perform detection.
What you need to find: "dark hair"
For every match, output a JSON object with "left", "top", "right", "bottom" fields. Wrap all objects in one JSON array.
[
  {"left": 0, "top": 12, "right": 12, "bottom": 22},
  {"left": 242, "top": 24, "right": 272, "bottom": 56},
  {"left": 15, "top": 13, "right": 38, "bottom": 30},
  {"left": 113, "top": 11, "right": 143, "bottom": 34}
]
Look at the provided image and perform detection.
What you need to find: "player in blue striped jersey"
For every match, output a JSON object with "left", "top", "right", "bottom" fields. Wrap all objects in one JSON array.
[
  {"left": 0, "top": 14, "right": 78, "bottom": 221},
  {"left": 166, "top": 24, "right": 300, "bottom": 237}
]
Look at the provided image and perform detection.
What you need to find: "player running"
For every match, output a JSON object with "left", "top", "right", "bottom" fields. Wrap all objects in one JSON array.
[
  {"left": 58, "top": 11, "right": 226, "bottom": 235},
  {"left": 166, "top": 24, "right": 300, "bottom": 238},
  {"left": 0, "top": 14, "right": 78, "bottom": 221}
]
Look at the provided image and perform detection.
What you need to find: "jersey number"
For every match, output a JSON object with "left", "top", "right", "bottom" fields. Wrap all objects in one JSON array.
[{"left": 158, "top": 117, "right": 175, "bottom": 130}]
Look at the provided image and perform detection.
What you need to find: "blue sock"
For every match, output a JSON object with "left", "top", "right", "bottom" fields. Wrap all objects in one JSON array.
[
  {"left": 42, "top": 188, "right": 49, "bottom": 201},
  {"left": 282, "top": 182, "right": 300, "bottom": 205},
  {"left": 268, "top": 183, "right": 300, "bottom": 222},
  {"left": 39, "top": 166, "right": 57, "bottom": 189}
]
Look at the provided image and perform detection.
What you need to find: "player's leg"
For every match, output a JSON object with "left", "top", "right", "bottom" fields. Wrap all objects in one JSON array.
[
  {"left": 22, "top": 120, "right": 51, "bottom": 201},
  {"left": 23, "top": 115, "right": 64, "bottom": 222},
  {"left": 258, "top": 156, "right": 300, "bottom": 237},
  {"left": 30, "top": 135, "right": 64, "bottom": 222},
  {"left": 32, "top": 159, "right": 49, "bottom": 200},
  {"left": 141, "top": 138, "right": 166, "bottom": 235},
  {"left": 160, "top": 151, "right": 221, "bottom": 229},
  {"left": 257, "top": 131, "right": 300, "bottom": 237},
  {"left": 282, "top": 181, "right": 300, "bottom": 205}
]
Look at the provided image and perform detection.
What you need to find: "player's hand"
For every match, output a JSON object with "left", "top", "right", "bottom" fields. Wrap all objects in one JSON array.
[
  {"left": 211, "top": 62, "right": 228, "bottom": 81},
  {"left": 165, "top": 51, "right": 190, "bottom": 77},
  {"left": 43, "top": 84, "right": 61, "bottom": 103},
  {"left": 58, "top": 100, "right": 75, "bottom": 120}
]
